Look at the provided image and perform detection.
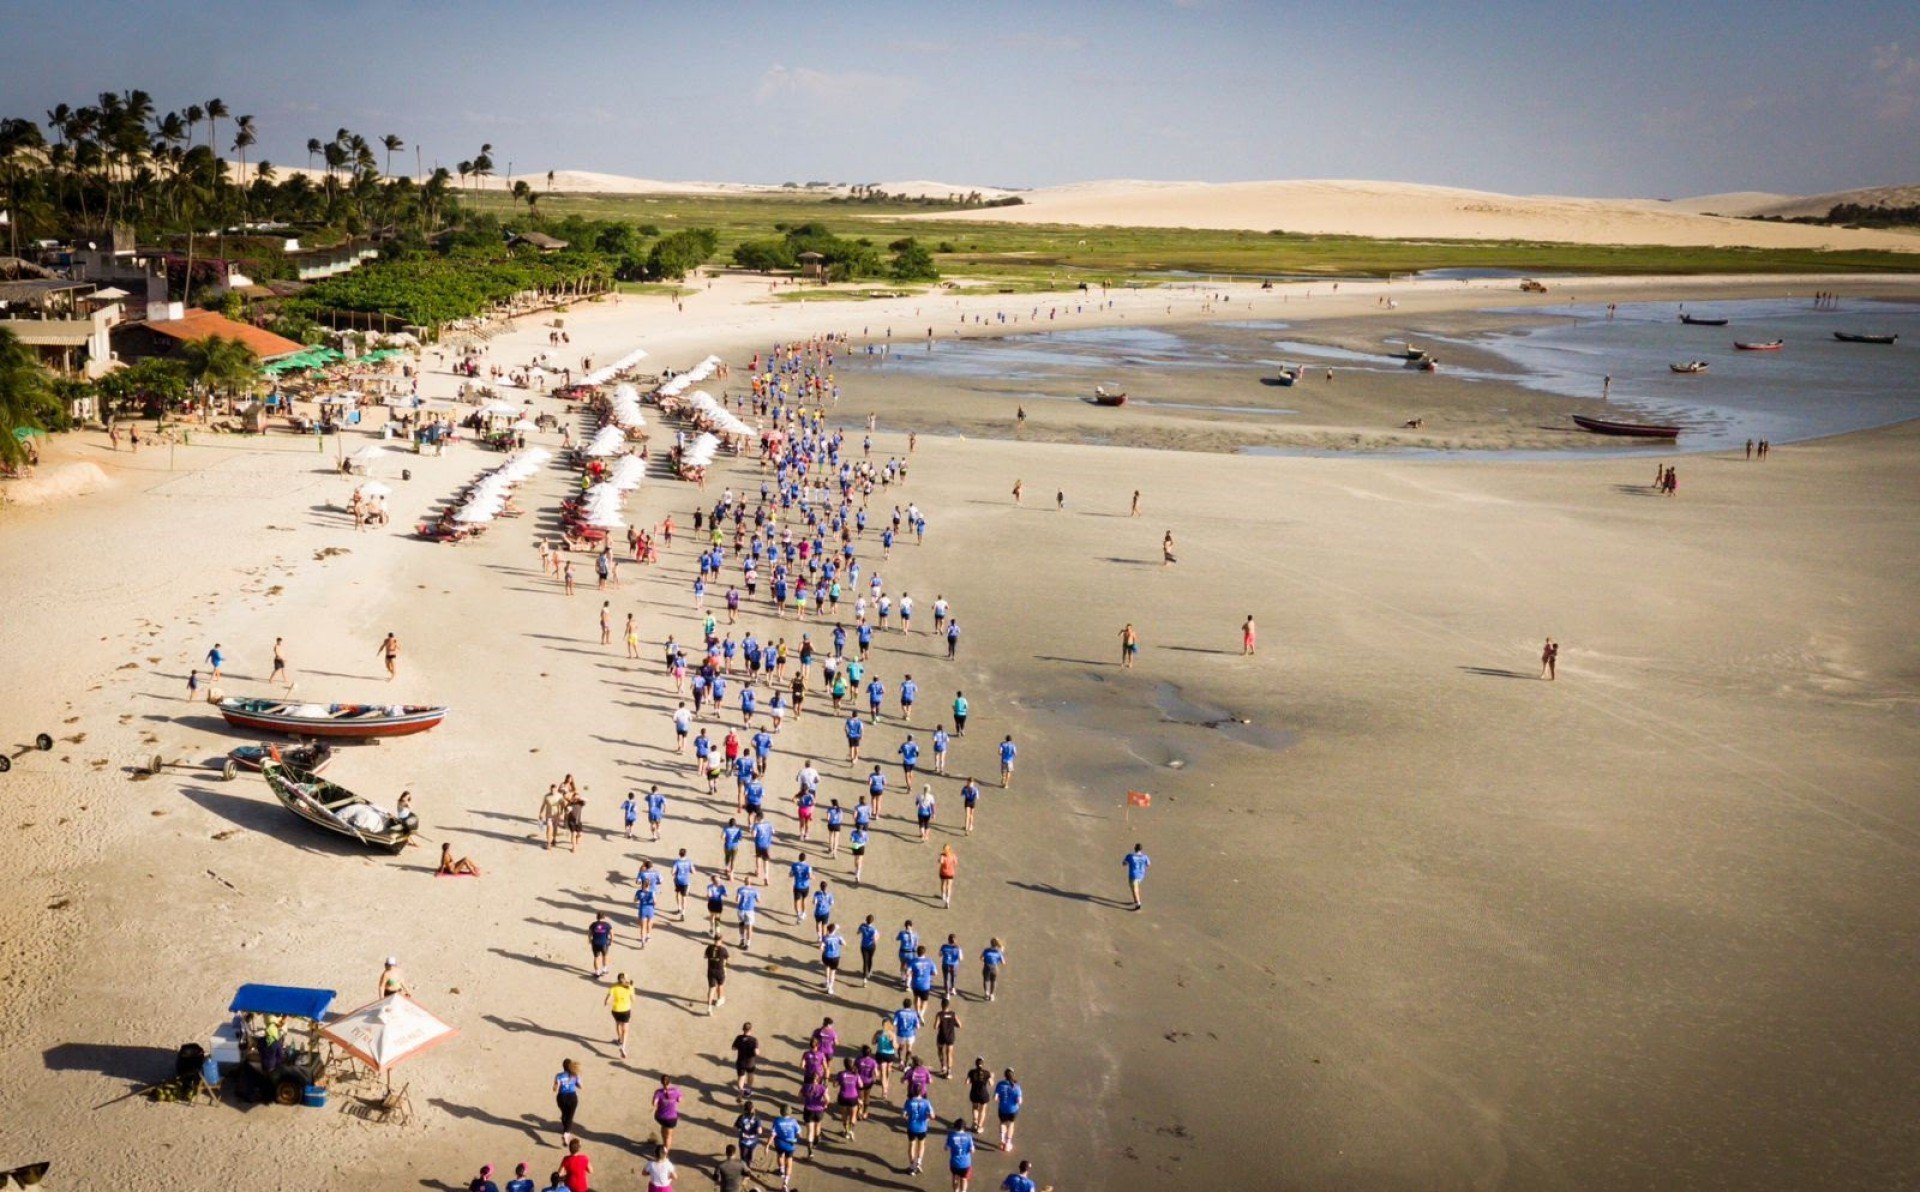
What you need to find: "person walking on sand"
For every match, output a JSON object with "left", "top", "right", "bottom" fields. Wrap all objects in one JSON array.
[
  {"left": 552, "top": 1059, "right": 583, "bottom": 1146},
  {"left": 562, "top": 560, "right": 575, "bottom": 596},
  {"left": 1542, "top": 638, "right": 1559, "bottom": 681},
  {"left": 651, "top": 1074, "right": 683, "bottom": 1153},
  {"left": 270, "top": 637, "right": 290, "bottom": 687},
  {"left": 378, "top": 956, "right": 413, "bottom": 998},
  {"left": 186, "top": 669, "right": 202, "bottom": 701},
  {"left": 981, "top": 937, "right": 1006, "bottom": 1001},
  {"left": 1011, "top": 480, "right": 1022, "bottom": 506},
  {"left": 539, "top": 784, "right": 566, "bottom": 850},
  {"left": 1119, "top": 623, "right": 1138, "bottom": 668},
  {"left": 1242, "top": 615, "right": 1257, "bottom": 656},
  {"left": 376, "top": 632, "right": 400, "bottom": 680},
  {"left": 946, "top": 1119, "right": 977, "bottom": 1192},
  {"left": 1130, "top": 489, "right": 1141, "bottom": 517},
  {"left": 205, "top": 642, "right": 224, "bottom": 679},
  {"left": 938, "top": 844, "right": 957, "bottom": 906},
  {"left": 1124, "top": 843, "right": 1150, "bottom": 910},
  {"left": 1162, "top": 531, "right": 1177, "bottom": 566},
  {"left": 1055, "top": 489, "right": 1065, "bottom": 511},
  {"left": 588, "top": 912, "right": 613, "bottom": 978},
  {"left": 605, "top": 974, "right": 635, "bottom": 1057},
  {"left": 998, "top": 735, "right": 1016, "bottom": 788}
]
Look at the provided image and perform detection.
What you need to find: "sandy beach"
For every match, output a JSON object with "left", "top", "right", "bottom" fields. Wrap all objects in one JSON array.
[{"left": 2, "top": 272, "right": 1918, "bottom": 1191}]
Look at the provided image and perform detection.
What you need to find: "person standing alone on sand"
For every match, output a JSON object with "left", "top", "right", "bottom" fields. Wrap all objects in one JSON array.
[
  {"left": 1010, "top": 480, "right": 1022, "bottom": 506},
  {"left": 1242, "top": 615, "right": 1257, "bottom": 656},
  {"left": 1541, "top": 638, "right": 1558, "bottom": 681},
  {"left": 377, "top": 632, "right": 400, "bottom": 680},
  {"left": 1123, "top": 844, "right": 1150, "bottom": 910},
  {"left": 1130, "top": 489, "right": 1141, "bottom": 517},
  {"left": 1162, "top": 531, "right": 1177, "bottom": 566},
  {"left": 270, "top": 637, "right": 290, "bottom": 687},
  {"left": 1119, "top": 623, "right": 1138, "bottom": 668}
]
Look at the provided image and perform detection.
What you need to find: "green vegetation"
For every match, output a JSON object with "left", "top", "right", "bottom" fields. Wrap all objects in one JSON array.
[
  {"left": 468, "top": 190, "right": 1920, "bottom": 285},
  {"left": 0, "top": 328, "right": 61, "bottom": 467},
  {"left": 1744, "top": 203, "right": 1920, "bottom": 230},
  {"left": 730, "top": 222, "right": 941, "bottom": 282}
]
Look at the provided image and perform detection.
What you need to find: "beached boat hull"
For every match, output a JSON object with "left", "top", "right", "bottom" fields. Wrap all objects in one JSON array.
[
  {"left": 1093, "top": 393, "right": 1128, "bottom": 407},
  {"left": 218, "top": 698, "right": 447, "bottom": 738},
  {"left": 261, "top": 761, "right": 416, "bottom": 852},
  {"left": 1734, "top": 341, "right": 1784, "bottom": 351},
  {"left": 1669, "top": 362, "right": 1709, "bottom": 373},
  {"left": 228, "top": 742, "right": 335, "bottom": 774},
  {"left": 1573, "top": 414, "right": 1682, "bottom": 438},
  {"left": 1679, "top": 315, "right": 1728, "bottom": 326},
  {"left": 1834, "top": 332, "right": 1898, "bottom": 344}
]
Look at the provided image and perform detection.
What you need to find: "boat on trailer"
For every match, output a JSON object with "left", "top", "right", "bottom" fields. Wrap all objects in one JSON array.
[{"left": 262, "top": 759, "right": 418, "bottom": 852}]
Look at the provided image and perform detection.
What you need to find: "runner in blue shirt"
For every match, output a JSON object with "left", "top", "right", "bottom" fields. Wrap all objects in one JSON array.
[
  {"left": 992, "top": 1070, "right": 1023, "bottom": 1151},
  {"left": 893, "top": 1001, "right": 921, "bottom": 1056},
  {"left": 671, "top": 851, "right": 696, "bottom": 918},
  {"left": 788, "top": 853, "right": 813, "bottom": 921},
  {"left": 733, "top": 753, "right": 756, "bottom": 805},
  {"left": 946, "top": 618, "right": 961, "bottom": 660},
  {"left": 939, "top": 936, "right": 963, "bottom": 998},
  {"left": 898, "top": 734, "right": 920, "bottom": 781},
  {"left": 981, "top": 938, "right": 1007, "bottom": 1001},
  {"left": 896, "top": 920, "right": 919, "bottom": 982},
  {"left": 960, "top": 776, "right": 982, "bottom": 834},
  {"left": 633, "top": 872, "right": 659, "bottom": 947},
  {"left": 736, "top": 884, "right": 761, "bottom": 950},
  {"left": 705, "top": 876, "right": 729, "bottom": 933},
  {"left": 857, "top": 915, "right": 879, "bottom": 985},
  {"left": 867, "top": 677, "right": 885, "bottom": 722},
  {"left": 844, "top": 712, "right": 864, "bottom": 761},
  {"left": 867, "top": 766, "right": 888, "bottom": 815},
  {"left": 620, "top": 793, "right": 638, "bottom": 841},
  {"left": 1124, "top": 843, "right": 1150, "bottom": 910},
  {"left": 1000, "top": 1159, "right": 1042, "bottom": 1192},
  {"left": 945, "top": 1120, "right": 976, "bottom": 1189},
  {"left": 848, "top": 823, "right": 869, "bottom": 885},
  {"left": 646, "top": 786, "right": 667, "bottom": 842},
  {"left": 931, "top": 726, "right": 950, "bottom": 776},
  {"left": 857, "top": 620, "right": 874, "bottom": 660},
  {"left": 739, "top": 685, "right": 757, "bottom": 726},
  {"left": 819, "top": 924, "right": 846, "bottom": 993},
  {"left": 722, "top": 817, "right": 745, "bottom": 879},
  {"left": 811, "top": 882, "right": 835, "bottom": 940},
  {"left": 752, "top": 729, "right": 774, "bottom": 774},
  {"left": 899, "top": 675, "right": 918, "bottom": 722},
  {"left": 587, "top": 913, "right": 613, "bottom": 979},
  {"left": 744, "top": 777, "right": 766, "bottom": 817},
  {"left": 908, "top": 947, "right": 937, "bottom": 1012},
  {"left": 825, "top": 799, "right": 845, "bottom": 856},
  {"left": 769, "top": 1106, "right": 802, "bottom": 1186},
  {"left": 998, "top": 735, "right": 1016, "bottom": 788},
  {"left": 903, "top": 1092, "right": 935, "bottom": 1175},
  {"left": 752, "top": 815, "right": 775, "bottom": 886}
]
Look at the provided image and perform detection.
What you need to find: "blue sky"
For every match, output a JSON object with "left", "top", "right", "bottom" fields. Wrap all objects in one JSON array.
[{"left": 2, "top": 0, "right": 1915, "bottom": 196}]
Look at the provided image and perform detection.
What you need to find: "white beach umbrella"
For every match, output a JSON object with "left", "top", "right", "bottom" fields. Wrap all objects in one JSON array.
[
  {"left": 319, "top": 994, "right": 457, "bottom": 1091},
  {"left": 359, "top": 481, "right": 393, "bottom": 498},
  {"left": 348, "top": 445, "right": 386, "bottom": 464}
]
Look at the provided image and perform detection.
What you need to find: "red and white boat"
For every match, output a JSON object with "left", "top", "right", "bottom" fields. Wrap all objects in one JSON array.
[{"left": 217, "top": 698, "right": 448, "bottom": 738}]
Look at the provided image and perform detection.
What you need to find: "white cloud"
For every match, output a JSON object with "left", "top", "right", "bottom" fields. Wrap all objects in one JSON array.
[
  {"left": 754, "top": 65, "right": 915, "bottom": 108},
  {"left": 1870, "top": 42, "right": 1920, "bottom": 122}
]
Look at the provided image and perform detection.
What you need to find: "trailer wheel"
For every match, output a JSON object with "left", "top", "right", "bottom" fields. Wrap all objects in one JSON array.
[
  {"left": 35, "top": 733, "right": 54, "bottom": 752},
  {"left": 150, "top": 754, "right": 165, "bottom": 776},
  {"left": 0, "top": 755, "right": 11, "bottom": 774},
  {"left": 222, "top": 760, "right": 239, "bottom": 781}
]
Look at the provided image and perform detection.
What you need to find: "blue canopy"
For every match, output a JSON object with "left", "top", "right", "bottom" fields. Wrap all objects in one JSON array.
[{"left": 229, "top": 984, "right": 337, "bottom": 1021}]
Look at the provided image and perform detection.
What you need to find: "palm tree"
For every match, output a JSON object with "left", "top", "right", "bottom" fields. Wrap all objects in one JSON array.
[
  {"left": 0, "top": 327, "right": 59, "bottom": 470},
  {"left": 0, "top": 117, "right": 46, "bottom": 258},
  {"left": 184, "top": 103, "right": 204, "bottom": 149},
  {"left": 471, "top": 150, "right": 494, "bottom": 190},
  {"left": 511, "top": 178, "right": 535, "bottom": 219},
  {"left": 381, "top": 134, "right": 403, "bottom": 179},
  {"left": 231, "top": 115, "right": 256, "bottom": 187},
  {"left": 177, "top": 334, "right": 260, "bottom": 411},
  {"left": 306, "top": 137, "right": 322, "bottom": 173},
  {"left": 456, "top": 159, "right": 472, "bottom": 190},
  {"left": 204, "top": 98, "right": 228, "bottom": 160}
]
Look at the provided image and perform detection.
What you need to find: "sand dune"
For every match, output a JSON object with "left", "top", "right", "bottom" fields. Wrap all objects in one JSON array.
[{"left": 917, "top": 178, "right": 1920, "bottom": 251}]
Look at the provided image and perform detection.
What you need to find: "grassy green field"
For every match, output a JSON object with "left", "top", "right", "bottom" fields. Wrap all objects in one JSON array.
[{"left": 470, "top": 190, "right": 1920, "bottom": 285}]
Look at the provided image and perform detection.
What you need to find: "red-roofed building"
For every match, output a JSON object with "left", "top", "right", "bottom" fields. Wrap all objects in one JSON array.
[{"left": 114, "top": 308, "right": 306, "bottom": 364}]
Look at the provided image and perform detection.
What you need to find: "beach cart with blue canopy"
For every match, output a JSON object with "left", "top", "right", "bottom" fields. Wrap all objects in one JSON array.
[{"left": 222, "top": 984, "right": 337, "bottom": 1104}]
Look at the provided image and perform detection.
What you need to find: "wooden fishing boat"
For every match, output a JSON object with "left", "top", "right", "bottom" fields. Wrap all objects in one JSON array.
[
  {"left": 1679, "top": 314, "right": 1728, "bottom": 326},
  {"left": 1572, "top": 414, "right": 1682, "bottom": 438},
  {"left": 1833, "top": 332, "right": 1898, "bottom": 344},
  {"left": 218, "top": 697, "right": 447, "bottom": 738},
  {"left": 1669, "top": 361, "right": 1709, "bottom": 373},
  {"left": 261, "top": 760, "right": 418, "bottom": 852},
  {"left": 1263, "top": 369, "right": 1297, "bottom": 387},
  {"left": 1092, "top": 386, "right": 1128, "bottom": 407},
  {"left": 1734, "top": 340, "right": 1784, "bottom": 351},
  {"left": 228, "top": 741, "right": 334, "bottom": 774}
]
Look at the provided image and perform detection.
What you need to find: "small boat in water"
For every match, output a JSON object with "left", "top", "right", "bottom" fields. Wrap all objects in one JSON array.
[
  {"left": 1669, "top": 361, "right": 1709, "bottom": 373},
  {"left": 1833, "top": 331, "right": 1898, "bottom": 344},
  {"left": 262, "top": 760, "right": 418, "bottom": 852},
  {"left": 229, "top": 741, "right": 335, "bottom": 774},
  {"left": 218, "top": 697, "right": 448, "bottom": 738},
  {"left": 1092, "top": 386, "right": 1128, "bottom": 407},
  {"left": 1734, "top": 340, "right": 1784, "bottom": 351},
  {"left": 1572, "top": 414, "right": 1682, "bottom": 438},
  {"left": 1680, "top": 314, "right": 1729, "bottom": 326}
]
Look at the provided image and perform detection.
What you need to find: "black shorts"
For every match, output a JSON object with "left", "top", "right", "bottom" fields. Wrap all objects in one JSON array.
[
  {"left": 998, "top": 1109, "right": 1018, "bottom": 1122},
  {"left": 908, "top": 1128, "right": 928, "bottom": 1141},
  {"left": 755, "top": 845, "right": 771, "bottom": 859},
  {"left": 708, "top": 899, "right": 725, "bottom": 914},
  {"left": 824, "top": 956, "right": 840, "bottom": 970},
  {"left": 803, "top": 1108, "right": 824, "bottom": 1123},
  {"left": 612, "top": 1010, "right": 631, "bottom": 1024}
]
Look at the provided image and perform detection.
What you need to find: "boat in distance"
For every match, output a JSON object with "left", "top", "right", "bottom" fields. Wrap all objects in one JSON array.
[
  {"left": 1734, "top": 340, "right": 1784, "bottom": 351},
  {"left": 1092, "top": 386, "right": 1128, "bottom": 407},
  {"left": 1679, "top": 314, "right": 1729, "bottom": 326},
  {"left": 261, "top": 759, "right": 418, "bottom": 851},
  {"left": 217, "top": 697, "right": 447, "bottom": 738},
  {"left": 1833, "top": 331, "right": 1898, "bottom": 344},
  {"left": 1670, "top": 361, "right": 1709, "bottom": 373},
  {"left": 1572, "top": 414, "right": 1682, "bottom": 438}
]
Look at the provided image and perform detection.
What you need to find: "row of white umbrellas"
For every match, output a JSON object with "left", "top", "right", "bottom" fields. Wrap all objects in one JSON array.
[
  {"left": 654, "top": 355, "right": 723, "bottom": 400},
  {"left": 685, "top": 390, "right": 754, "bottom": 438},
  {"left": 583, "top": 425, "right": 628, "bottom": 457},
  {"left": 606, "top": 382, "right": 647, "bottom": 434},
  {"left": 452, "top": 448, "right": 551, "bottom": 523},
  {"left": 680, "top": 431, "right": 721, "bottom": 470},
  {"left": 582, "top": 347, "right": 649, "bottom": 388},
  {"left": 578, "top": 454, "right": 646, "bottom": 528}
]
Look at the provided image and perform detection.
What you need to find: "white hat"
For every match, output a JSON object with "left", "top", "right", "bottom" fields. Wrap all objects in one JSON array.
[{"left": 385, "top": 956, "right": 398, "bottom": 967}]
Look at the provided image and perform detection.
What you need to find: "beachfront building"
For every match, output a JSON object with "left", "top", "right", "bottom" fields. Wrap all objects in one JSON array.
[
  {"left": 509, "top": 231, "right": 569, "bottom": 253},
  {"left": 112, "top": 307, "right": 305, "bottom": 368},
  {"left": 0, "top": 275, "right": 123, "bottom": 379}
]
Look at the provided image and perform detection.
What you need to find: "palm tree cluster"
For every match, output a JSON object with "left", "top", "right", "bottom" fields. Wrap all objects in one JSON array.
[{"left": 0, "top": 90, "right": 464, "bottom": 266}]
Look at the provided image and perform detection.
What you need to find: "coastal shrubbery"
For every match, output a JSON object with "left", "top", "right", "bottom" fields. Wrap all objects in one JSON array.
[{"left": 731, "top": 223, "right": 941, "bottom": 282}]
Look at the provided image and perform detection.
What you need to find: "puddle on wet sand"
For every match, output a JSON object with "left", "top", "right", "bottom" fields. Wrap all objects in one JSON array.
[{"left": 1154, "top": 682, "right": 1296, "bottom": 751}]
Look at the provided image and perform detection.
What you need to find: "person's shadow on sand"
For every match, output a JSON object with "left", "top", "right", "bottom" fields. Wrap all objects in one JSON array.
[
  {"left": 1457, "top": 666, "right": 1539, "bottom": 680},
  {"left": 1006, "top": 879, "right": 1133, "bottom": 909}
]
